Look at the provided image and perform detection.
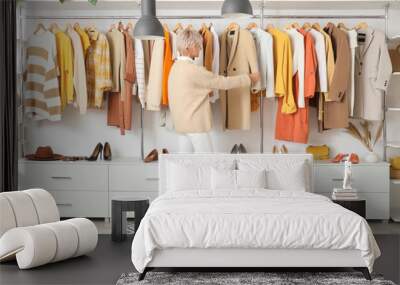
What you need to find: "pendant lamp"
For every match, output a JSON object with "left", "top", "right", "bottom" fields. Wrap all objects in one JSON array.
[
  {"left": 134, "top": 0, "right": 164, "bottom": 40},
  {"left": 221, "top": 0, "right": 253, "bottom": 18}
]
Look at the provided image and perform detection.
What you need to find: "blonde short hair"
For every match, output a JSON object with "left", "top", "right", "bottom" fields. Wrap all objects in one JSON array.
[{"left": 176, "top": 27, "right": 203, "bottom": 54}]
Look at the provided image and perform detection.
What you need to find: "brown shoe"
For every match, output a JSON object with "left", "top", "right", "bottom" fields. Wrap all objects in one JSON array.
[
  {"left": 281, "top": 145, "right": 288, "bottom": 154},
  {"left": 86, "top": 143, "right": 103, "bottom": 161},
  {"left": 104, "top": 142, "right": 112, "bottom": 161},
  {"left": 144, "top": 149, "right": 158, "bottom": 163}
]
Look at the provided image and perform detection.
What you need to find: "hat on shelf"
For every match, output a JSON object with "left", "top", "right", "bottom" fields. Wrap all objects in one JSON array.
[{"left": 25, "top": 146, "right": 64, "bottom": 161}]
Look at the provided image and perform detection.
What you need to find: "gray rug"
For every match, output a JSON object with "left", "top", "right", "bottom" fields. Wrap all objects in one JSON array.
[{"left": 116, "top": 272, "right": 396, "bottom": 285}]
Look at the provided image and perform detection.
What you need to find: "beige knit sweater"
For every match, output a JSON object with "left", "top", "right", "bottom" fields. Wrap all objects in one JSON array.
[{"left": 168, "top": 58, "right": 251, "bottom": 133}]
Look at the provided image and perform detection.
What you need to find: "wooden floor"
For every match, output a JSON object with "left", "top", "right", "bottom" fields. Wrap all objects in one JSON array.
[{"left": 0, "top": 223, "right": 399, "bottom": 285}]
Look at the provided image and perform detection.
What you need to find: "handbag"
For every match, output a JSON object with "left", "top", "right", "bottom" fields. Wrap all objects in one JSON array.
[
  {"left": 390, "top": 156, "right": 400, "bottom": 170},
  {"left": 389, "top": 44, "right": 400, "bottom": 72},
  {"left": 306, "top": 145, "right": 330, "bottom": 160}
]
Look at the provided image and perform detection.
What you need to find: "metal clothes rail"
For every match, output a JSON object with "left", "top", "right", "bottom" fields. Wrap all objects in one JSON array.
[
  {"left": 21, "top": 2, "right": 390, "bottom": 160},
  {"left": 23, "top": 14, "right": 387, "bottom": 20}
]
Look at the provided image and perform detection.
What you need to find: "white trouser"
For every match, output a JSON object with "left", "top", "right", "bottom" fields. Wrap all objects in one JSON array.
[{"left": 178, "top": 132, "right": 214, "bottom": 153}]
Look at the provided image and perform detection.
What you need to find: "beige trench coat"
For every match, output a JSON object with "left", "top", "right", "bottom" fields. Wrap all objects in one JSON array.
[
  {"left": 219, "top": 26, "right": 260, "bottom": 130},
  {"left": 353, "top": 28, "right": 392, "bottom": 121}
]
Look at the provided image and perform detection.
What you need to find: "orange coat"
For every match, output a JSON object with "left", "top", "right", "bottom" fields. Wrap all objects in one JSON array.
[
  {"left": 293, "top": 29, "right": 317, "bottom": 144},
  {"left": 161, "top": 27, "right": 173, "bottom": 106},
  {"left": 275, "top": 29, "right": 317, "bottom": 144}
]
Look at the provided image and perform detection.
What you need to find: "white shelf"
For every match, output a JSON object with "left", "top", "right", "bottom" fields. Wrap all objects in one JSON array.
[
  {"left": 386, "top": 142, "right": 400, "bottom": 148},
  {"left": 391, "top": 179, "right": 400, "bottom": 184},
  {"left": 387, "top": 107, "right": 400, "bottom": 111},
  {"left": 392, "top": 72, "right": 400, "bottom": 76}
]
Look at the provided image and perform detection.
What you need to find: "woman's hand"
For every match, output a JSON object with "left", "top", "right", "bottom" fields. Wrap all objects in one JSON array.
[{"left": 249, "top": 72, "right": 260, "bottom": 84}]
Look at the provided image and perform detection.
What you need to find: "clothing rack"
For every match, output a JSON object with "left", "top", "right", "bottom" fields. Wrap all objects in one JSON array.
[
  {"left": 23, "top": 14, "right": 387, "bottom": 20},
  {"left": 21, "top": 3, "right": 390, "bottom": 160}
]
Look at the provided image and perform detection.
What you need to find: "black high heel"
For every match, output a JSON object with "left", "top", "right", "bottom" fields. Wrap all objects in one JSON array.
[
  {"left": 103, "top": 142, "right": 112, "bottom": 161},
  {"left": 86, "top": 143, "right": 103, "bottom": 161}
]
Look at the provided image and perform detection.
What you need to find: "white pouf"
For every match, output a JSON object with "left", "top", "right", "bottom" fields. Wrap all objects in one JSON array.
[{"left": 0, "top": 189, "right": 98, "bottom": 269}]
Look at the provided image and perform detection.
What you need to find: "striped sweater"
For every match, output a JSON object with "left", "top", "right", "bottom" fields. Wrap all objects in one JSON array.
[{"left": 24, "top": 31, "right": 61, "bottom": 121}]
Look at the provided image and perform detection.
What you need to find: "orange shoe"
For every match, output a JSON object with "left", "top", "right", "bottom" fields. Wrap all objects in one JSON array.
[
  {"left": 349, "top": 153, "right": 360, "bottom": 164},
  {"left": 331, "top": 153, "right": 347, "bottom": 163}
]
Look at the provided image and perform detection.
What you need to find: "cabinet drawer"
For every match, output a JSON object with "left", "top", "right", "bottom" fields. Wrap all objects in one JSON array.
[
  {"left": 49, "top": 190, "right": 108, "bottom": 218},
  {"left": 19, "top": 162, "right": 108, "bottom": 191},
  {"left": 316, "top": 192, "right": 389, "bottom": 220},
  {"left": 109, "top": 164, "right": 158, "bottom": 191},
  {"left": 314, "top": 165, "right": 389, "bottom": 193}
]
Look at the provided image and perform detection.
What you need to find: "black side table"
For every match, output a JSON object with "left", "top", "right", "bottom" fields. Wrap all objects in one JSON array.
[
  {"left": 333, "top": 199, "right": 366, "bottom": 218},
  {"left": 112, "top": 198, "right": 150, "bottom": 242}
]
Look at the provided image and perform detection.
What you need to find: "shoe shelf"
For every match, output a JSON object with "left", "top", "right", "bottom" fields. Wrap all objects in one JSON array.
[
  {"left": 387, "top": 107, "right": 400, "bottom": 111},
  {"left": 386, "top": 141, "right": 400, "bottom": 148}
]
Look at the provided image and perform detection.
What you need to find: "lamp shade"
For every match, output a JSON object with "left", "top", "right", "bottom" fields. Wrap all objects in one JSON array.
[
  {"left": 134, "top": 0, "right": 164, "bottom": 40},
  {"left": 221, "top": 0, "right": 253, "bottom": 18}
]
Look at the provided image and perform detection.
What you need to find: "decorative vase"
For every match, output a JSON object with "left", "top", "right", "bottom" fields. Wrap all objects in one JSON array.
[{"left": 365, "top": 151, "right": 380, "bottom": 163}]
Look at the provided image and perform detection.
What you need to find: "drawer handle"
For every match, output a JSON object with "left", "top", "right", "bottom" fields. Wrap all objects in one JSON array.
[
  {"left": 332, "top": 178, "right": 344, "bottom": 182},
  {"left": 332, "top": 178, "right": 353, "bottom": 182},
  {"left": 56, "top": 203, "right": 72, "bottom": 207},
  {"left": 145, "top": 178, "right": 159, "bottom": 181},
  {"left": 51, "top": 176, "right": 72, "bottom": 180}
]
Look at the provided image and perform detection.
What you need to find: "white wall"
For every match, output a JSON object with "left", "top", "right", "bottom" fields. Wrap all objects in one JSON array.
[{"left": 20, "top": 1, "right": 400, "bottom": 161}]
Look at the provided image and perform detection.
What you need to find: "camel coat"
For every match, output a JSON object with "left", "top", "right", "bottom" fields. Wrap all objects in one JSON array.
[
  {"left": 219, "top": 26, "right": 260, "bottom": 130},
  {"left": 353, "top": 28, "right": 392, "bottom": 121},
  {"left": 323, "top": 23, "right": 351, "bottom": 129}
]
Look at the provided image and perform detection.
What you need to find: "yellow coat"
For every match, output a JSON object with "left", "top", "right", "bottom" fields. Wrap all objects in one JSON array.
[
  {"left": 267, "top": 27, "right": 296, "bottom": 114},
  {"left": 219, "top": 25, "right": 260, "bottom": 130},
  {"left": 53, "top": 30, "right": 74, "bottom": 110}
]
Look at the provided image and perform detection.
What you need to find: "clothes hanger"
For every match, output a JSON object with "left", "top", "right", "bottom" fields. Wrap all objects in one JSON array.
[
  {"left": 246, "top": 22, "right": 258, "bottom": 30},
  {"left": 86, "top": 25, "right": 98, "bottom": 38},
  {"left": 73, "top": 23, "right": 80, "bottom": 29},
  {"left": 125, "top": 22, "right": 133, "bottom": 32},
  {"left": 266, "top": 23, "right": 275, "bottom": 30},
  {"left": 49, "top": 23, "right": 60, "bottom": 33},
  {"left": 118, "top": 21, "right": 125, "bottom": 32},
  {"left": 338, "top": 22, "right": 349, "bottom": 31},
  {"left": 34, "top": 23, "right": 47, "bottom": 34},
  {"left": 227, "top": 22, "right": 239, "bottom": 30},
  {"left": 325, "top": 22, "right": 335, "bottom": 30},
  {"left": 292, "top": 22, "right": 301, "bottom": 29},
  {"left": 109, "top": 23, "right": 117, "bottom": 32},
  {"left": 284, "top": 23, "right": 293, "bottom": 30},
  {"left": 174, "top": 23, "right": 183, "bottom": 33},
  {"left": 303, "top": 22, "right": 312, "bottom": 30},
  {"left": 312, "top": 23, "right": 322, "bottom": 31},
  {"left": 354, "top": 22, "right": 368, "bottom": 30}
]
